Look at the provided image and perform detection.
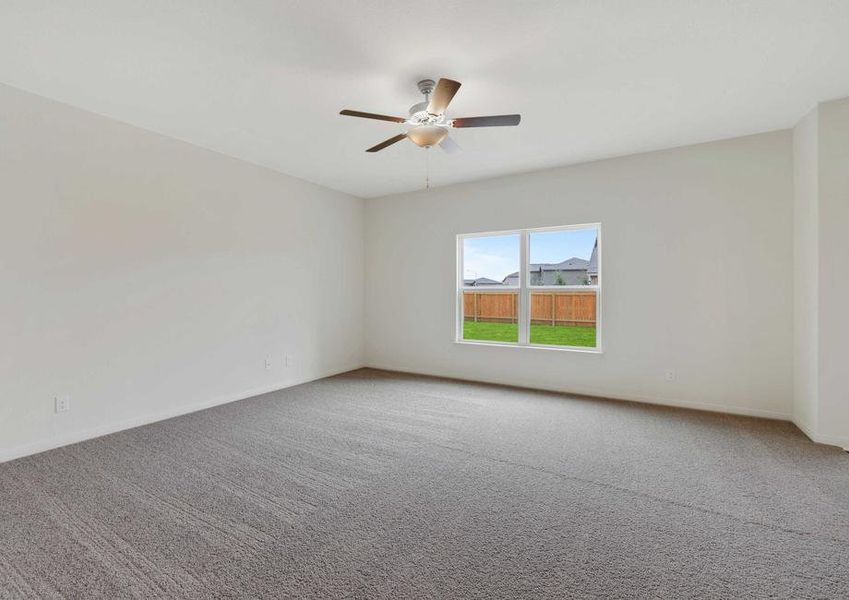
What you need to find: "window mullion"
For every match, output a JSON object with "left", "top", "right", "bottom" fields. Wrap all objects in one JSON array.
[{"left": 518, "top": 230, "right": 530, "bottom": 345}]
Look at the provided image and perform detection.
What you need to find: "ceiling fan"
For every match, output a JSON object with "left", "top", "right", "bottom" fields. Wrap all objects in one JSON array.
[{"left": 340, "top": 78, "right": 521, "bottom": 153}]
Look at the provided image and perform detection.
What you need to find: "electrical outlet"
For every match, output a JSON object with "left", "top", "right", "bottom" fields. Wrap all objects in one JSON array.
[
  {"left": 265, "top": 356, "right": 273, "bottom": 370},
  {"left": 664, "top": 369, "right": 676, "bottom": 382},
  {"left": 55, "top": 395, "right": 71, "bottom": 413}
]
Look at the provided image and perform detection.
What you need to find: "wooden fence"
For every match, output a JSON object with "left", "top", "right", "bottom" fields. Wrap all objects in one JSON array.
[{"left": 463, "top": 290, "right": 596, "bottom": 327}]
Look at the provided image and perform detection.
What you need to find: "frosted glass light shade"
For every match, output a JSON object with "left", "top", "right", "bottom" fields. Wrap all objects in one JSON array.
[{"left": 407, "top": 125, "right": 448, "bottom": 147}]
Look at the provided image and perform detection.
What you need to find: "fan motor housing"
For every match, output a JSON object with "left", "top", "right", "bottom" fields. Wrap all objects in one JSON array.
[{"left": 408, "top": 101, "right": 429, "bottom": 119}]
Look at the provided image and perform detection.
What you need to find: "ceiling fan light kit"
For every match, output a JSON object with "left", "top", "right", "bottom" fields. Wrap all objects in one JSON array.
[
  {"left": 340, "top": 77, "right": 521, "bottom": 153},
  {"left": 406, "top": 125, "right": 448, "bottom": 148}
]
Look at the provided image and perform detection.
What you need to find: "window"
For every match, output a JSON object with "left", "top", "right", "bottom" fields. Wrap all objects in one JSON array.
[{"left": 457, "top": 224, "right": 601, "bottom": 351}]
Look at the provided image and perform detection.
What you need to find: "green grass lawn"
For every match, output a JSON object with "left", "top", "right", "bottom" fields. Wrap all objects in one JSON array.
[{"left": 463, "top": 321, "right": 596, "bottom": 347}]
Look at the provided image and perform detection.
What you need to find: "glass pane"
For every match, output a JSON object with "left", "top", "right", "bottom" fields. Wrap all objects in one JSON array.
[
  {"left": 529, "top": 290, "right": 597, "bottom": 347},
  {"left": 462, "top": 290, "right": 520, "bottom": 343},
  {"left": 461, "top": 234, "right": 519, "bottom": 343},
  {"left": 462, "top": 234, "right": 519, "bottom": 288},
  {"left": 528, "top": 227, "right": 598, "bottom": 286}
]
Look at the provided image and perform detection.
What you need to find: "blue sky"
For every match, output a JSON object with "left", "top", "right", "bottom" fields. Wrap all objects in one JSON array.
[{"left": 463, "top": 228, "right": 596, "bottom": 282}]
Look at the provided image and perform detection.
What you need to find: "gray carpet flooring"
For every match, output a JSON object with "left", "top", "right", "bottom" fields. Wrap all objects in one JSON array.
[{"left": 1, "top": 369, "right": 848, "bottom": 599}]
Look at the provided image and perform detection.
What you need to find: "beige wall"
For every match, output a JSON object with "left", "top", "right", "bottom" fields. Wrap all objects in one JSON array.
[
  {"left": 0, "top": 84, "right": 365, "bottom": 461},
  {"left": 365, "top": 131, "right": 794, "bottom": 419}
]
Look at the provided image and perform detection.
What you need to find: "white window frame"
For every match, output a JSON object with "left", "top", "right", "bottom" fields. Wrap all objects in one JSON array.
[{"left": 455, "top": 223, "right": 602, "bottom": 353}]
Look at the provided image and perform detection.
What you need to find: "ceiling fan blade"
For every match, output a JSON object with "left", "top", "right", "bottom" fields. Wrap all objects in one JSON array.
[
  {"left": 366, "top": 133, "right": 407, "bottom": 153},
  {"left": 439, "top": 135, "right": 461, "bottom": 154},
  {"left": 452, "top": 114, "right": 521, "bottom": 128},
  {"left": 340, "top": 109, "right": 407, "bottom": 123},
  {"left": 427, "top": 78, "right": 461, "bottom": 115}
]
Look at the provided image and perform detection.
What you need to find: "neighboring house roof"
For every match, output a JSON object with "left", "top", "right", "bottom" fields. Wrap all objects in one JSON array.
[
  {"left": 463, "top": 277, "right": 503, "bottom": 286},
  {"left": 587, "top": 240, "right": 599, "bottom": 276},
  {"left": 502, "top": 257, "right": 589, "bottom": 281},
  {"left": 539, "top": 257, "right": 589, "bottom": 271}
]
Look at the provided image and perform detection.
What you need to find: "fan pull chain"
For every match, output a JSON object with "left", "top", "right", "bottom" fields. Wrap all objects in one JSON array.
[{"left": 425, "top": 145, "right": 431, "bottom": 190}]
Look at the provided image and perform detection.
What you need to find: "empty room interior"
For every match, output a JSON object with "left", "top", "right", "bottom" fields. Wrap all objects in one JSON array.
[{"left": 2, "top": 2, "right": 849, "bottom": 598}]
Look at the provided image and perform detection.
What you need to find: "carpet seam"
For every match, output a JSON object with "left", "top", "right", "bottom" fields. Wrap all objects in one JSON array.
[{"left": 430, "top": 442, "right": 849, "bottom": 546}]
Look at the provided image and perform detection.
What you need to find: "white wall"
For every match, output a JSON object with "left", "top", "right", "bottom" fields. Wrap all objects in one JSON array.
[
  {"left": 0, "top": 84, "right": 364, "bottom": 461},
  {"left": 812, "top": 98, "right": 849, "bottom": 445},
  {"left": 794, "top": 99, "right": 849, "bottom": 448},
  {"left": 790, "top": 98, "right": 849, "bottom": 449},
  {"left": 792, "top": 108, "right": 819, "bottom": 434},
  {"left": 3, "top": 79, "right": 841, "bottom": 458},
  {"left": 365, "top": 131, "right": 794, "bottom": 419}
]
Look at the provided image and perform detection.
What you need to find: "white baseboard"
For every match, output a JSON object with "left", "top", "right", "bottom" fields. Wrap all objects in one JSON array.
[
  {"left": 792, "top": 417, "right": 849, "bottom": 451},
  {"left": 6, "top": 362, "right": 844, "bottom": 463},
  {"left": 0, "top": 363, "right": 363, "bottom": 464},
  {"left": 365, "top": 361, "right": 793, "bottom": 421},
  {"left": 366, "top": 363, "right": 849, "bottom": 450}
]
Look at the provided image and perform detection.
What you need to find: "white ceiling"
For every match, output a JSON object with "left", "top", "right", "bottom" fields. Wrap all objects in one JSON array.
[{"left": 1, "top": 1, "right": 848, "bottom": 198}]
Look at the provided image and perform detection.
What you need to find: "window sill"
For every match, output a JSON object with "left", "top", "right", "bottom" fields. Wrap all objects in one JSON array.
[{"left": 454, "top": 340, "right": 604, "bottom": 354}]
